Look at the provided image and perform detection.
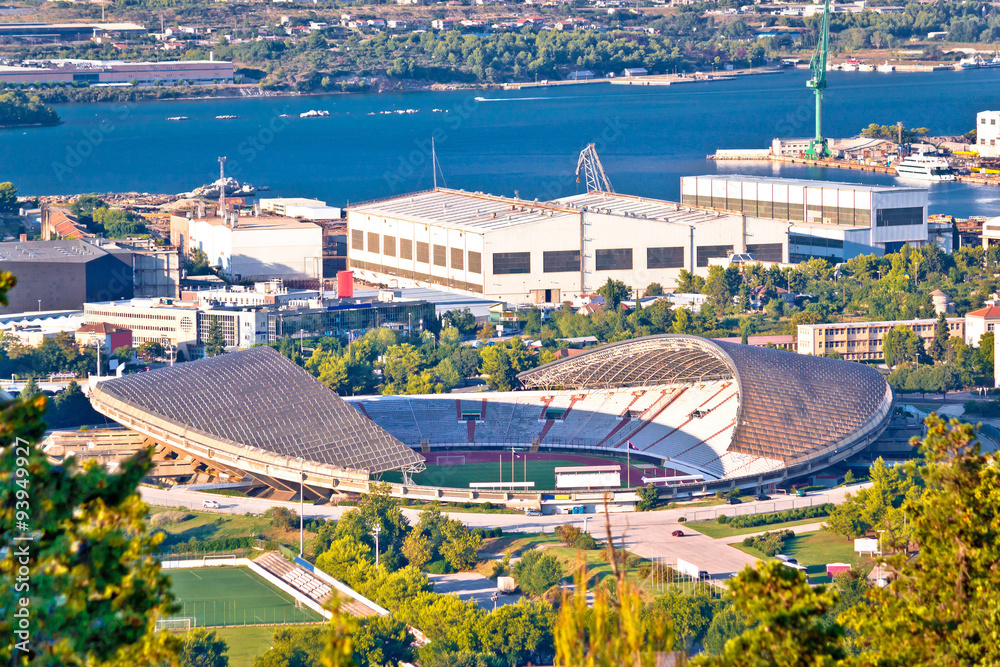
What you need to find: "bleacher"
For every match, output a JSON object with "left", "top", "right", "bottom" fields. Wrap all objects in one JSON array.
[
  {"left": 346, "top": 381, "right": 770, "bottom": 480},
  {"left": 254, "top": 552, "right": 382, "bottom": 618}
]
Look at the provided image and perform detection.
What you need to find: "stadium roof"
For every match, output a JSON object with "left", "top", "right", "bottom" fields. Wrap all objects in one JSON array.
[
  {"left": 91, "top": 346, "right": 423, "bottom": 474},
  {"left": 518, "top": 335, "right": 892, "bottom": 463}
]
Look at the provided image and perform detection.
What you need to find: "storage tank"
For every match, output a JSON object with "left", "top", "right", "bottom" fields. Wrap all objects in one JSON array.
[{"left": 337, "top": 270, "right": 353, "bottom": 298}]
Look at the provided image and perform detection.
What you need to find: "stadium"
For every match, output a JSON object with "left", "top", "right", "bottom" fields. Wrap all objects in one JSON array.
[{"left": 88, "top": 335, "right": 893, "bottom": 510}]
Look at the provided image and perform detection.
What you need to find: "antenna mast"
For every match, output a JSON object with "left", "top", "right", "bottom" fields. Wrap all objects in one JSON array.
[
  {"left": 805, "top": 0, "right": 832, "bottom": 159},
  {"left": 432, "top": 137, "right": 437, "bottom": 189},
  {"left": 575, "top": 143, "right": 614, "bottom": 193},
  {"left": 217, "top": 156, "right": 227, "bottom": 213}
]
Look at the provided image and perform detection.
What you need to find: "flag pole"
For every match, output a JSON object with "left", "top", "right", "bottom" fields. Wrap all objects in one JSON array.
[{"left": 627, "top": 442, "right": 631, "bottom": 489}]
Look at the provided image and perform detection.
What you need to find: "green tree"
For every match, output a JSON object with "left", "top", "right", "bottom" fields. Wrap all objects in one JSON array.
[
  {"left": 645, "top": 282, "right": 664, "bottom": 296},
  {"left": 401, "top": 531, "right": 432, "bottom": 570},
  {"left": 702, "top": 605, "right": 749, "bottom": 656},
  {"left": 928, "top": 312, "right": 949, "bottom": 361},
  {"left": 204, "top": 316, "right": 227, "bottom": 357},
  {"left": 844, "top": 416, "right": 1000, "bottom": 666},
  {"left": 352, "top": 615, "right": 415, "bottom": 667},
  {"left": 439, "top": 519, "right": 481, "bottom": 571},
  {"left": 636, "top": 483, "right": 659, "bottom": 511},
  {"left": 0, "top": 181, "right": 17, "bottom": 213},
  {"left": 693, "top": 561, "right": 844, "bottom": 667},
  {"left": 179, "top": 629, "right": 229, "bottom": 667},
  {"left": 597, "top": 277, "right": 631, "bottom": 312},
  {"left": 480, "top": 345, "right": 516, "bottom": 391},
  {"left": 381, "top": 343, "right": 424, "bottom": 394},
  {"left": 882, "top": 325, "right": 926, "bottom": 367},
  {"left": 512, "top": 549, "right": 564, "bottom": 596},
  {"left": 0, "top": 267, "right": 179, "bottom": 666}
]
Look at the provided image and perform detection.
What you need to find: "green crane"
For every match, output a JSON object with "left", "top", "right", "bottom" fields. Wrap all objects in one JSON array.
[{"left": 805, "top": 0, "right": 833, "bottom": 159}]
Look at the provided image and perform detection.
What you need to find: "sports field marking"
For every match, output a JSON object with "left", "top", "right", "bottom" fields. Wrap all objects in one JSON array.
[{"left": 189, "top": 571, "right": 201, "bottom": 580}]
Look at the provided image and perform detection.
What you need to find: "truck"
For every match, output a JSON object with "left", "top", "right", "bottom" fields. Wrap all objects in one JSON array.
[
  {"left": 676, "top": 558, "right": 710, "bottom": 581},
  {"left": 497, "top": 576, "right": 517, "bottom": 594}
]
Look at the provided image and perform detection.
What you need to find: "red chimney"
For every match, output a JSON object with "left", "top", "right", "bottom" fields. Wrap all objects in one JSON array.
[{"left": 337, "top": 271, "right": 354, "bottom": 298}]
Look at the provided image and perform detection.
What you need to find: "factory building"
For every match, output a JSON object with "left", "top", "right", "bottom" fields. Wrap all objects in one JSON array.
[
  {"left": 680, "top": 175, "right": 928, "bottom": 260},
  {"left": 348, "top": 188, "right": 800, "bottom": 303},
  {"left": 0, "top": 22, "right": 145, "bottom": 43},
  {"left": 976, "top": 111, "right": 1000, "bottom": 158},
  {"left": 0, "top": 240, "right": 133, "bottom": 315},
  {"left": 170, "top": 210, "right": 323, "bottom": 282},
  {"left": 0, "top": 59, "right": 233, "bottom": 85}
]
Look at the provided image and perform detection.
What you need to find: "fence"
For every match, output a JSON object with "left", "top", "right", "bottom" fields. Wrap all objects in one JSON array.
[{"left": 173, "top": 600, "right": 321, "bottom": 627}]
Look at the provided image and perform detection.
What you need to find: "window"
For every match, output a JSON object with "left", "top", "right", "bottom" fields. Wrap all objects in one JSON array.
[
  {"left": 543, "top": 250, "right": 581, "bottom": 273},
  {"left": 451, "top": 247, "right": 464, "bottom": 271},
  {"left": 468, "top": 251, "right": 482, "bottom": 274},
  {"left": 596, "top": 248, "right": 633, "bottom": 271},
  {"left": 351, "top": 229, "right": 363, "bottom": 251},
  {"left": 433, "top": 244, "right": 447, "bottom": 267},
  {"left": 493, "top": 252, "right": 530, "bottom": 275},
  {"left": 367, "top": 232, "right": 380, "bottom": 254},
  {"left": 400, "top": 238, "right": 413, "bottom": 260},
  {"left": 876, "top": 206, "right": 923, "bottom": 227},
  {"left": 696, "top": 245, "right": 733, "bottom": 268},
  {"left": 647, "top": 246, "right": 684, "bottom": 269},
  {"left": 416, "top": 241, "right": 430, "bottom": 263},
  {"left": 383, "top": 235, "right": 396, "bottom": 257},
  {"left": 788, "top": 234, "right": 844, "bottom": 249},
  {"left": 747, "top": 243, "right": 783, "bottom": 263}
]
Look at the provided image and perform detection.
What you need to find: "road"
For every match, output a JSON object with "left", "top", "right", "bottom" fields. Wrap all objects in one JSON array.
[{"left": 142, "top": 483, "right": 867, "bottom": 581}]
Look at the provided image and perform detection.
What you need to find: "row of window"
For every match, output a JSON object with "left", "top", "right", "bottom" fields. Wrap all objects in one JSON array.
[
  {"left": 352, "top": 230, "right": 482, "bottom": 274},
  {"left": 788, "top": 233, "right": 844, "bottom": 250},
  {"left": 493, "top": 246, "right": 695, "bottom": 275},
  {"left": 679, "top": 195, "right": 873, "bottom": 227},
  {"left": 875, "top": 206, "right": 923, "bottom": 228}
]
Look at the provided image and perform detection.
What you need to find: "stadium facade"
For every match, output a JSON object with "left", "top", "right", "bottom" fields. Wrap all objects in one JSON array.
[{"left": 89, "top": 335, "right": 893, "bottom": 505}]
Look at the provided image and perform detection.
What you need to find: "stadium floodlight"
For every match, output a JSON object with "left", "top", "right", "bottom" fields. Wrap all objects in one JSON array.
[{"left": 373, "top": 523, "right": 382, "bottom": 571}]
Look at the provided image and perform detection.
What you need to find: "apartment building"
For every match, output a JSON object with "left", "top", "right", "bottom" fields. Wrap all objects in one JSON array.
[{"left": 797, "top": 318, "right": 965, "bottom": 361}]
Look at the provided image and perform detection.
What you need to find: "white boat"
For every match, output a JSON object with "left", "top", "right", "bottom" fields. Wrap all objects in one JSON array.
[
  {"left": 877, "top": 62, "right": 894, "bottom": 72},
  {"left": 166, "top": 116, "right": 189, "bottom": 121},
  {"left": 859, "top": 63, "right": 875, "bottom": 72},
  {"left": 840, "top": 62, "right": 858, "bottom": 71},
  {"left": 894, "top": 155, "right": 955, "bottom": 182},
  {"left": 215, "top": 115, "right": 239, "bottom": 120},
  {"left": 956, "top": 56, "right": 985, "bottom": 69},
  {"left": 299, "top": 109, "right": 330, "bottom": 118}
]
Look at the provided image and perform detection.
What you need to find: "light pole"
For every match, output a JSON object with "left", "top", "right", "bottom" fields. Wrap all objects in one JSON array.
[
  {"left": 299, "top": 459, "right": 306, "bottom": 558},
  {"left": 37, "top": 300, "right": 41, "bottom": 312},
  {"left": 373, "top": 524, "right": 381, "bottom": 571},
  {"left": 490, "top": 591, "right": 499, "bottom": 611}
]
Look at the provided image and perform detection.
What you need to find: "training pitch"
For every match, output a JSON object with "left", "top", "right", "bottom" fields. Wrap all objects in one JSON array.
[{"left": 168, "top": 566, "right": 323, "bottom": 627}]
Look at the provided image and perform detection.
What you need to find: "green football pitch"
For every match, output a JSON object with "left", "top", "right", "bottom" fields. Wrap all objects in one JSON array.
[
  {"left": 167, "top": 567, "right": 323, "bottom": 627},
  {"left": 382, "top": 456, "right": 627, "bottom": 490}
]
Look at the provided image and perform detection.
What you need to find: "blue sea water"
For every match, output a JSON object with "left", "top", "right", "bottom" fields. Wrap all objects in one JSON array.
[{"left": 3, "top": 68, "right": 1000, "bottom": 216}]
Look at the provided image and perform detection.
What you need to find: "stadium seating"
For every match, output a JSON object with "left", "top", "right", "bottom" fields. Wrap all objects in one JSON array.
[{"left": 345, "top": 380, "right": 789, "bottom": 481}]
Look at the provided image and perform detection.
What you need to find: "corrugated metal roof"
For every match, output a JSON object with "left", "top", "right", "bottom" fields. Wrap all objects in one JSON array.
[
  {"left": 348, "top": 188, "right": 581, "bottom": 232},
  {"left": 556, "top": 192, "right": 741, "bottom": 225},
  {"left": 684, "top": 174, "right": 926, "bottom": 194}
]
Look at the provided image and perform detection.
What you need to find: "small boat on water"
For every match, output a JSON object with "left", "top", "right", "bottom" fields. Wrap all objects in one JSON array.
[
  {"left": 877, "top": 62, "right": 895, "bottom": 72},
  {"left": 859, "top": 63, "right": 875, "bottom": 72},
  {"left": 215, "top": 115, "right": 240, "bottom": 120},
  {"left": 166, "top": 116, "right": 189, "bottom": 121},
  {"left": 956, "top": 56, "right": 986, "bottom": 70},
  {"left": 300, "top": 109, "right": 330, "bottom": 118}
]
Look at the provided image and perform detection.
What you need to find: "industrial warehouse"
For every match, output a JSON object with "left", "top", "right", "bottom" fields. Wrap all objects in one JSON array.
[{"left": 346, "top": 174, "right": 933, "bottom": 302}]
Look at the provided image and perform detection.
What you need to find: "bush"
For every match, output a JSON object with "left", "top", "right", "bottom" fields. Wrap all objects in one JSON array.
[
  {"left": 487, "top": 560, "right": 506, "bottom": 580},
  {"left": 266, "top": 506, "right": 297, "bottom": 530},
  {"left": 741, "top": 529, "right": 795, "bottom": 557},
  {"left": 426, "top": 559, "right": 452, "bottom": 574},
  {"left": 573, "top": 533, "right": 597, "bottom": 550},
  {"left": 149, "top": 511, "right": 190, "bottom": 527},
  {"left": 482, "top": 502, "right": 496, "bottom": 510},
  {"left": 678, "top": 517, "right": 687, "bottom": 523},
  {"left": 625, "top": 554, "right": 645, "bottom": 568},
  {"left": 723, "top": 503, "right": 834, "bottom": 530},
  {"left": 637, "top": 563, "right": 652, "bottom": 579},
  {"left": 717, "top": 514, "right": 730, "bottom": 524},
  {"left": 472, "top": 527, "right": 486, "bottom": 539},
  {"left": 963, "top": 399, "right": 1000, "bottom": 417},
  {"left": 512, "top": 549, "right": 564, "bottom": 596},
  {"left": 488, "top": 527, "right": 503, "bottom": 538},
  {"left": 556, "top": 523, "right": 581, "bottom": 546}
]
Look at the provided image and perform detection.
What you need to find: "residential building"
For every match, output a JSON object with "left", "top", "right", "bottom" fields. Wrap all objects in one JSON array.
[
  {"left": 713, "top": 334, "right": 797, "bottom": 352},
  {"left": 976, "top": 110, "right": 1000, "bottom": 158},
  {"left": 680, "top": 174, "right": 929, "bottom": 260},
  {"left": 0, "top": 239, "right": 133, "bottom": 315},
  {"left": 797, "top": 318, "right": 965, "bottom": 361},
  {"left": 170, "top": 209, "right": 323, "bottom": 282},
  {"left": 84, "top": 298, "right": 200, "bottom": 354},
  {"left": 980, "top": 216, "right": 1000, "bottom": 248},
  {"left": 41, "top": 207, "right": 93, "bottom": 240},
  {"left": 75, "top": 322, "right": 133, "bottom": 353},
  {"left": 964, "top": 303, "right": 1000, "bottom": 346}
]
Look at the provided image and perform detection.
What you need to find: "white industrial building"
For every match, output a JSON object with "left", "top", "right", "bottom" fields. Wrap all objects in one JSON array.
[
  {"left": 259, "top": 198, "right": 343, "bottom": 221},
  {"left": 680, "top": 175, "right": 928, "bottom": 261},
  {"left": 170, "top": 210, "right": 323, "bottom": 282},
  {"left": 977, "top": 110, "right": 1000, "bottom": 158}
]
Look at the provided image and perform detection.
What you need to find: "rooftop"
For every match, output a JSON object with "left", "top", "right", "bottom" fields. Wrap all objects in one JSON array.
[
  {"left": 92, "top": 346, "right": 424, "bottom": 474},
  {"left": 186, "top": 214, "right": 321, "bottom": 232},
  {"left": 684, "top": 174, "right": 927, "bottom": 194},
  {"left": 555, "top": 191, "right": 741, "bottom": 225},
  {"left": 348, "top": 188, "right": 580, "bottom": 232},
  {"left": 77, "top": 323, "right": 130, "bottom": 334},
  {"left": 966, "top": 306, "right": 1000, "bottom": 319},
  {"left": 0, "top": 239, "right": 106, "bottom": 263}
]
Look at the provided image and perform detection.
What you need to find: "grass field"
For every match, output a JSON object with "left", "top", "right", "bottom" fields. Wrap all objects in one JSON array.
[
  {"left": 733, "top": 531, "right": 870, "bottom": 581},
  {"left": 211, "top": 626, "right": 282, "bottom": 667},
  {"left": 687, "top": 517, "right": 828, "bottom": 540},
  {"left": 168, "top": 567, "right": 323, "bottom": 627},
  {"left": 382, "top": 457, "right": 624, "bottom": 490}
]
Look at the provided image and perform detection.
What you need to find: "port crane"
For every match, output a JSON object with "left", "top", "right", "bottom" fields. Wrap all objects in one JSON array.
[
  {"left": 805, "top": 0, "right": 833, "bottom": 159},
  {"left": 575, "top": 144, "right": 615, "bottom": 193}
]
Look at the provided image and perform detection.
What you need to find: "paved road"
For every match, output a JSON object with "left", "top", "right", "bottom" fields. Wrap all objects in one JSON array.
[{"left": 141, "top": 484, "right": 868, "bottom": 581}]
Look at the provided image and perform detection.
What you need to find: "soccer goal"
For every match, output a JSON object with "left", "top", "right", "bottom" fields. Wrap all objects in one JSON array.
[
  {"left": 203, "top": 554, "right": 238, "bottom": 566},
  {"left": 156, "top": 617, "right": 195, "bottom": 632},
  {"left": 435, "top": 454, "right": 466, "bottom": 466}
]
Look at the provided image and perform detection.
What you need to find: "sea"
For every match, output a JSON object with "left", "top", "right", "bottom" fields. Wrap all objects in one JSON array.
[{"left": 3, "top": 67, "right": 1000, "bottom": 217}]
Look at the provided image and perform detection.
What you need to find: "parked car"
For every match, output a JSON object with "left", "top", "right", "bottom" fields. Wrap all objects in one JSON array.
[
  {"left": 775, "top": 554, "right": 797, "bottom": 564},
  {"left": 698, "top": 570, "right": 711, "bottom": 581},
  {"left": 524, "top": 509, "right": 542, "bottom": 517},
  {"left": 726, "top": 497, "right": 742, "bottom": 505},
  {"left": 202, "top": 499, "right": 221, "bottom": 509},
  {"left": 671, "top": 530, "right": 684, "bottom": 537},
  {"left": 755, "top": 493, "right": 771, "bottom": 501}
]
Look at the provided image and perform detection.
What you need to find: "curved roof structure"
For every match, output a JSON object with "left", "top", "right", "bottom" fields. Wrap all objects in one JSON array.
[
  {"left": 518, "top": 335, "right": 892, "bottom": 464},
  {"left": 90, "top": 346, "right": 424, "bottom": 475}
]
